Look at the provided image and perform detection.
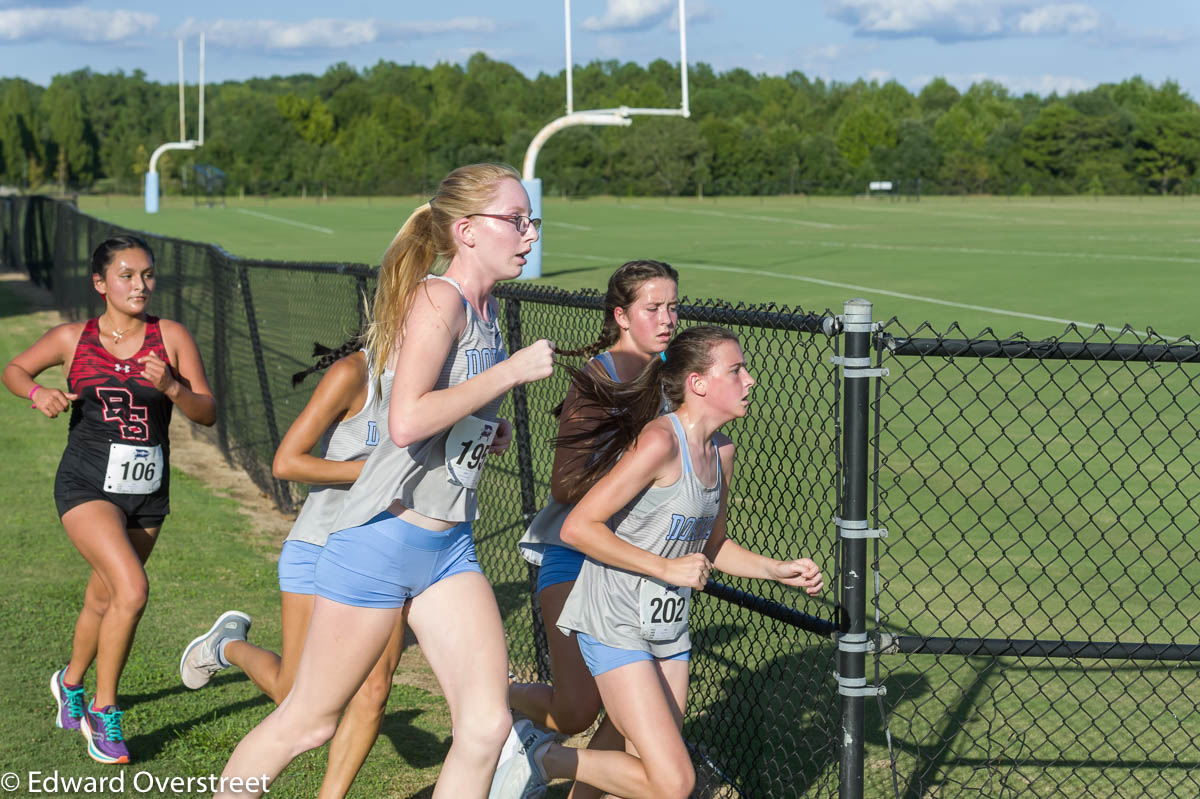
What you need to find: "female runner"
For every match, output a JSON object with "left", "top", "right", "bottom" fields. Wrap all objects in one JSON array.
[
  {"left": 178, "top": 338, "right": 406, "bottom": 799},
  {"left": 491, "top": 325, "right": 824, "bottom": 799},
  {"left": 214, "top": 163, "right": 554, "bottom": 798},
  {"left": 510, "top": 260, "right": 678, "bottom": 797},
  {"left": 2, "top": 235, "right": 216, "bottom": 764}
]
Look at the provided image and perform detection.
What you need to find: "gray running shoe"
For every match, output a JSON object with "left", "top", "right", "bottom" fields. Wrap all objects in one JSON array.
[{"left": 179, "top": 611, "right": 251, "bottom": 689}]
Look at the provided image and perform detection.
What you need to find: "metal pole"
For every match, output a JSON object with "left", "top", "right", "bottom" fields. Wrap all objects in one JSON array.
[
  {"left": 838, "top": 298, "right": 874, "bottom": 799},
  {"left": 678, "top": 0, "right": 690, "bottom": 116},
  {"left": 564, "top": 0, "right": 573, "bottom": 115},
  {"left": 178, "top": 40, "right": 186, "bottom": 142}
]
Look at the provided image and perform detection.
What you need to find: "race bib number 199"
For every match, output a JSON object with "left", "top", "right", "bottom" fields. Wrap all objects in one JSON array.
[
  {"left": 639, "top": 579, "right": 692, "bottom": 642},
  {"left": 446, "top": 416, "right": 497, "bottom": 490},
  {"left": 104, "top": 443, "right": 164, "bottom": 494}
]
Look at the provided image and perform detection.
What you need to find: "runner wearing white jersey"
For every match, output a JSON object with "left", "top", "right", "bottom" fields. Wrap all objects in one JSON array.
[
  {"left": 491, "top": 325, "right": 824, "bottom": 799},
  {"left": 214, "top": 163, "right": 554, "bottom": 799}
]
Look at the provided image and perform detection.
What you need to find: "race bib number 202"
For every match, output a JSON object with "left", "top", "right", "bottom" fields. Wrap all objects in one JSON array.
[{"left": 639, "top": 579, "right": 692, "bottom": 642}]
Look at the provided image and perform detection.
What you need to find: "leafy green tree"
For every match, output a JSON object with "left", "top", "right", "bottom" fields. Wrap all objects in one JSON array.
[{"left": 1133, "top": 112, "right": 1200, "bottom": 194}]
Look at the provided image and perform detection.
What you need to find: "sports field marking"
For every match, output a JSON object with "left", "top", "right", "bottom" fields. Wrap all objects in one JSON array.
[
  {"left": 235, "top": 208, "right": 334, "bottom": 234},
  {"left": 549, "top": 250, "right": 1178, "bottom": 340},
  {"left": 791, "top": 239, "right": 1200, "bottom": 266},
  {"left": 545, "top": 220, "right": 594, "bottom": 231},
  {"left": 815, "top": 202, "right": 1067, "bottom": 226},
  {"left": 625, "top": 203, "right": 842, "bottom": 229}
]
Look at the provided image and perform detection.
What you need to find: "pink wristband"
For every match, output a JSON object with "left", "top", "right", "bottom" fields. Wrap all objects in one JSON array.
[{"left": 28, "top": 385, "right": 41, "bottom": 401}]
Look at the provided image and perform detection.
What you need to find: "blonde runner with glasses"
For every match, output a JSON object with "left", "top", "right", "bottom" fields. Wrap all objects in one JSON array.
[{"left": 213, "top": 163, "right": 554, "bottom": 799}]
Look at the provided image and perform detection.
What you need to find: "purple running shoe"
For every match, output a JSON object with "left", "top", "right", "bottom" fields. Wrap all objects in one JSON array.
[
  {"left": 50, "top": 668, "right": 86, "bottom": 731},
  {"left": 80, "top": 702, "right": 130, "bottom": 764}
]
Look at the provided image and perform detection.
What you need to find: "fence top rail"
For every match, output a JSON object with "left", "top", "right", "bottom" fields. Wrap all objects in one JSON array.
[
  {"left": 883, "top": 335, "right": 1200, "bottom": 364},
  {"left": 495, "top": 283, "right": 838, "bottom": 335}
]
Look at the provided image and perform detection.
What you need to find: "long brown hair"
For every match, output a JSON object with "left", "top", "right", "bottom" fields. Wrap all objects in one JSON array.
[
  {"left": 363, "top": 163, "right": 522, "bottom": 380},
  {"left": 556, "top": 325, "right": 740, "bottom": 485},
  {"left": 558, "top": 259, "right": 680, "bottom": 358}
]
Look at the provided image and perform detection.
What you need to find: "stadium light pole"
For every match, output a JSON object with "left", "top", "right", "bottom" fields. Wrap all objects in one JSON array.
[
  {"left": 519, "top": 0, "right": 690, "bottom": 279},
  {"left": 146, "top": 36, "right": 204, "bottom": 214}
]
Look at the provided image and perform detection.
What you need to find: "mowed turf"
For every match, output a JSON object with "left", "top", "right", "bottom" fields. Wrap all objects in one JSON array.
[
  {"left": 63, "top": 194, "right": 1200, "bottom": 797},
  {"left": 0, "top": 286, "right": 451, "bottom": 797},
  {"left": 79, "top": 193, "right": 1200, "bottom": 342}
]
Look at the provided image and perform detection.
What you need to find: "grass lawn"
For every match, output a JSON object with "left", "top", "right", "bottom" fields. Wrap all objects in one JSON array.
[{"left": 0, "top": 283, "right": 451, "bottom": 798}]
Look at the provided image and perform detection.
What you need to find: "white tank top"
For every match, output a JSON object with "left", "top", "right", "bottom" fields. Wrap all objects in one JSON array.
[{"left": 332, "top": 275, "right": 508, "bottom": 529}]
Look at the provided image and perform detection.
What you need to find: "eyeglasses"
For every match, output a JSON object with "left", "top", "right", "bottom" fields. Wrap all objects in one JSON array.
[{"left": 468, "top": 213, "right": 542, "bottom": 234}]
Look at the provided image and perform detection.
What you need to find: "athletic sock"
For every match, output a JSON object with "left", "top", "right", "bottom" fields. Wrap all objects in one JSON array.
[{"left": 216, "top": 637, "right": 234, "bottom": 668}]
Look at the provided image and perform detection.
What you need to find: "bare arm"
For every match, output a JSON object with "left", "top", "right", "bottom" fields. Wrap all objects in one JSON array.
[
  {"left": 388, "top": 282, "right": 553, "bottom": 447},
  {"left": 704, "top": 437, "right": 823, "bottom": 595},
  {"left": 561, "top": 421, "right": 712, "bottom": 590},
  {"left": 152, "top": 320, "right": 216, "bottom": 426},
  {"left": 273, "top": 352, "right": 370, "bottom": 485},
  {"left": 2, "top": 323, "right": 81, "bottom": 418}
]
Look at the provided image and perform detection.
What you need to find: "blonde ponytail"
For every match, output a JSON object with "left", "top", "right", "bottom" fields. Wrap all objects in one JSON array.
[{"left": 364, "top": 163, "right": 522, "bottom": 381}]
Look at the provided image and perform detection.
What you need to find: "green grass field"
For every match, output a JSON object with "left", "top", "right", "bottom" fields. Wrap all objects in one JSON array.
[
  {"left": 79, "top": 193, "right": 1199, "bottom": 342},
  {"left": 25, "top": 193, "right": 1200, "bottom": 797},
  {"left": 0, "top": 289, "right": 452, "bottom": 797}
]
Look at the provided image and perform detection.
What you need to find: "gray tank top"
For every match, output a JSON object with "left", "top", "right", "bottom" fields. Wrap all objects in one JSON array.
[
  {"left": 556, "top": 413, "right": 722, "bottom": 657},
  {"left": 518, "top": 352, "right": 620, "bottom": 564},
  {"left": 332, "top": 275, "right": 507, "bottom": 529},
  {"left": 285, "top": 353, "right": 391, "bottom": 546}
]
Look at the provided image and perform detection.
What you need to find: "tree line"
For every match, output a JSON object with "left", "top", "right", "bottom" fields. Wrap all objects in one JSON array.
[{"left": 1, "top": 53, "right": 1197, "bottom": 198}]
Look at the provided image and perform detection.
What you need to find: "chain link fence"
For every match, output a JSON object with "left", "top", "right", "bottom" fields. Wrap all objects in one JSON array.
[
  {"left": 871, "top": 321, "right": 1200, "bottom": 798},
  {"left": 3, "top": 195, "right": 1198, "bottom": 798}
]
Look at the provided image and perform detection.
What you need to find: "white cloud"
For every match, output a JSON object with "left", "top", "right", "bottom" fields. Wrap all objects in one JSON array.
[
  {"left": 177, "top": 16, "right": 497, "bottom": 52},
  {"left": 866, "top": 68, "right": 892, "bottom": 83},
  {"left": 826, "top": 0, "right": 1115, "bottom": 42},
  {"left": 0, "top": 6, "right": 157, "bottom": 43},
  {"left": 911, "top": 72, "right": 1094, "bottom": 96},
  {"left": 582, "top": 0, "right": 676, "bottom": 33},
  {"left": 1017, "top": 4, "right": 1099, "bottom": 35}
]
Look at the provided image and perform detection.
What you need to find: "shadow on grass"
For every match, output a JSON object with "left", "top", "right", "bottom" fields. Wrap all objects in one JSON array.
[
  {"left": 126, "top": 692, "right": 274, "bottom": 760},
  {"left": 687, "top": 640, "right": 935, "bottom": 798},
  {"left": 379, "top": 709, "right": 450, "bottom": 769}
]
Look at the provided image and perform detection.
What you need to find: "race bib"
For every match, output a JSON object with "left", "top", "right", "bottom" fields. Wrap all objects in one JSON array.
[
  {"left": 104, "top": 443, "right": 164, "bottom": 494},
  {"left": 639, "top": 579, "right": 692, "bottom": 642},
  {"left": 445, "top": 416, "right": 497, "bottom": 490}
]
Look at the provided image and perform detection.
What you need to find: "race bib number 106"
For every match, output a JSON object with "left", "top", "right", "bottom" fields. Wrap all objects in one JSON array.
[{"left": 104, "top": 443, "right": 164, "bottom": 494}]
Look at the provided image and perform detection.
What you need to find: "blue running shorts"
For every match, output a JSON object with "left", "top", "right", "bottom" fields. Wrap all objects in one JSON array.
[
  {"left": 576, "top": 632, "right": 690, "bottom": 677},
  {"left": 314, "top": 512, "right": 482, "bottom": 609},
  {"left": 278, "top": 540, "right": 323, "bottom": 594},
  {"left": 536, "top": 544, "right": 586, "bottom": 594}
]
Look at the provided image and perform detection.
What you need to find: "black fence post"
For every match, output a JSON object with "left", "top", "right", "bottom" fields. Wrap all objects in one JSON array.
[
  {"left": 837, "top": 298, "right": 881, "bottom": 799},
  {"left": 237, "top": 262, "right": 292, "bottom": 513},
  {"left": 210, "top": 250, "right": 230, "bottom": 457},
  {"left": 502, "top": 296, "right": 551, "bottom": 681}
]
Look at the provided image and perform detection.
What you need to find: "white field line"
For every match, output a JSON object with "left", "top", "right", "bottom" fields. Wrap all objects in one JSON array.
[
  {"left": 625, "top": 203, "right": 842, "bottom": 229},
  {"left": 544, "top": 220, "right": 593, "bottom": 230},
  {"left": 549, "top": 250, "right": 1179, "bottom": 341},
  {"left": 791, "top": 239, "right": 1200, "bottom": 266},
  {"left": 236, "top": 208, "right": 333, "bottom": 234}
]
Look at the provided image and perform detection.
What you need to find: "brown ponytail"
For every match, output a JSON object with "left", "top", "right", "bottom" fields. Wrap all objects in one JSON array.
[{"left": 555, "top": 325, "right": 739, "bottom": 484}]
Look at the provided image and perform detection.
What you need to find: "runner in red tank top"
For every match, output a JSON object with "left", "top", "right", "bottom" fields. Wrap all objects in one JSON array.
[{"left": 2, "top": 235, "right": 216, "bottom": 765}]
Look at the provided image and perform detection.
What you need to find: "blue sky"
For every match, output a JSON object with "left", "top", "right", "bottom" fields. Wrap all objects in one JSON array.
[{"left": 1, "top": 0, "right": 1196, "bottom": 100}]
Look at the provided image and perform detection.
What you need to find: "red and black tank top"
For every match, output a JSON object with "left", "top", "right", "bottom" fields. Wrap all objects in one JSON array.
[{"left": 66, "top": 316, "right": 174, "bottom": 452}]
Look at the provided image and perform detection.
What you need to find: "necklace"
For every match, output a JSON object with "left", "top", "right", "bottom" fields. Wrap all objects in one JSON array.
[{"left": 102, "top": 316, "right": 138, "bottom": 344}]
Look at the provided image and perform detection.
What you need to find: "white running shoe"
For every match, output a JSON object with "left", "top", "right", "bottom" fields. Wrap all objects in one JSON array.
[
  {"left": 488, "top": 719, "right": 555, "bottom": 799},
  {"left": 179, "top": 610, "right": 251, "bottom": 689}
]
